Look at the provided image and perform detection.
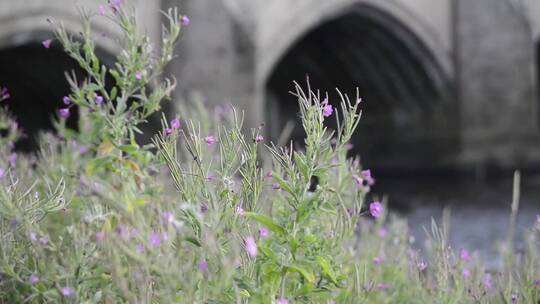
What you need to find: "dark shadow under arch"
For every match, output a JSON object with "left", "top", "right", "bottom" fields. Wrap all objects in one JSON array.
[{"left": 266, "top": 4, "right": 456, "bottom": 173}]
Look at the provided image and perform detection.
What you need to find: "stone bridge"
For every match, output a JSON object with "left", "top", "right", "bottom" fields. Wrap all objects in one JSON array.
[{"left": 1, "top": 0, "right": 540, "bottom": 174}]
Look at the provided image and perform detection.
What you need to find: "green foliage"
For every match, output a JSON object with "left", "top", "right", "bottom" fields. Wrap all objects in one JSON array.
[{"left": 0, "top": 2, "right": 539, "bottom": 304}]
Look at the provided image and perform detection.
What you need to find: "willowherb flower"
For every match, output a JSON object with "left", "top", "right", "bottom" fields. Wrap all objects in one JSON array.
[
  {"left": 255, "top": 134, "right": 264, "bottom": 143},
  {"left": 135, "top": 71, "right": 143, "bottom": 80},
  {"left": 200, "top": 204, "right": 209, "bottom": 213},
  {"left": 369, "top": 201, "right": 382, "bottom": 218},
  {"left": 0, "top": 167, "right": 4, "bottom": 179},
  {"left": 149, "top": 232, "right": 161, "bottom": 247},
  {"left": 136, "top": 243, "right": 145, "bottom": 254},
  {"left": 8, "top": 153, "right": 17, "bottom": 167},
  {"left": 39, "top": 236, "right": 49, "bottom": 246},
  {"left": 265, "top": 171, "right": 273, "bottom": 178},
  {"left": 535, "top": 279, "right": 540, "bottom": 286},
  {"left": 259, "top": 227, "right": 269, "bottom": 238},
  {"left": 462, "top": 267, "right": 470, "bottom": 279},
  {"left": 29, "top": 273, "right": 39, "bottom": 285},
  {"left": 379, "top": 227, "right": 388, "bottom": 239},
  {"left": 0, "top": 87, "right": 10, "bottom": 100},
  {"left": 483, "top": 273, "right": 492, "bottom": 290},
  {"left": 511, "top": 294, "right": 518, "bottom": 304},
  {"left": 373, "top": 256, "right": 384, "bottom": 265},
  {"left": 59, "top": 108, "right": 70, "bottom": 119},
  {"left": 245, "top": 236, "right": 257, "bottom": 257},
  {"left": 205, "top": 135, "right": 215, "bottom": 145},
  {"left": 206, "top": 175, "right": 216, "bottom": 182},
  {"left": 322, "top": 98, "right": 333, "bottom": 117},
  {"left": 459, "top": 248, "right": 472, "bottom": 262},
  {"left": 162, "top": 211, "right": 175, "bottom": 224},
  {"left": 61, "top": 286, "right": 74, "bottom": 297},
  {"left": 181, "top": 15, "right": 190, "bottom": 26},
  {"left": 361, "top": 169, "right": 375, "bottom": 186},
  {"left": 29, "top": 231, "right": 37, "bottom": 242},
  {"left": 42, "top": 39, "right": 52, "bottom": 49},
  {"left": 276, "top": 298, "right": 289, "bottom": 304},
  {"left": 110, "top": 0, "right": 123, "bottom": 13},
  {"left": 235, "top": 205, "right": 244, "bottom": 218},
  {"left": 98, "top": 4, "right": 106, "bottom": 16},
  {"left": 95, "top": 231, "right": 106, "bottom": 242},
  {"left": 377, "top": 283, "right": 389, "bottom": 290},
  {"left": 95, "top": 95, "right": 104, "bottom": 106},
  {"left": 63, "top": 96, "right": 71, "bottom": 105},
  {"left": 199, "top": 259, "right": 208, "bottom": 272},
  {"left": 272, "top": 183, "right": 281, "bottom": 191},
  {"left": 418, "top": 260, "right": 427, "bottom": 271},
  {"left": 164, "top": 127, "right": 173, "bottom": 137},
  {"left": 171, "top": 118, "right": 181, "bottom": 129}
]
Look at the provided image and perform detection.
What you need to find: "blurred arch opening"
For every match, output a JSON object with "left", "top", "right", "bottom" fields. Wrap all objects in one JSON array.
[{"left": 265, "top": 4, "right": 455, "bottom": 175}]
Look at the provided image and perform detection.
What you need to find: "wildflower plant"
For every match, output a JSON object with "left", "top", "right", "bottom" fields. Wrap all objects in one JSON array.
[{"left": 0, "top": 1, "right": 539, "bottom": 303}]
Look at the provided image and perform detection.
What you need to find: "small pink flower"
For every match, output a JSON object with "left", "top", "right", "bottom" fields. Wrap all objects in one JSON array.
[
  {"left": 199, "top": 259, "right": 208, "bottom": 272},
  {"left": 181, "top": 15, "right": 190, "bottom": 26},
  {"left": 259, "top": 227, "right": 269, "bottom": 238},
  {"left": 0, "top": 167, "right": 4, "bottom": 179},
  {"left": 149, "top": 232, "right": 161, "bottom": 247},
  {"left": 462, "top": 267, "right": 470, "bottom": 279},
  {"left": 162, "top": 212, "right": 174, "bottom": 223},
  {"left": 95, "top": 231, "right": 106, "bottom": 242},
  {"left": 373, "top": 256, "right": 384, "bottom": 265},
  {"left": 164, "top": 128, "right": 173, "bottom": 136},
  {"left": 483, "top": 273, "right": 492, "bottom": 290},
  {"left": 459, "top": 248, "right": 472, "bottom": 262},
  {"left": 63, "top": 96, "right": 71, "bottom": 105},
  {"left": 42, "top": 39, "right": 52, "bottom": 49},
  {"left": 98, "top": 4, "right": 106, "bottom": 16},
  {"left": 135, "top": 71, "right": 143, "bottom": 80},
  {"left": 245, "top": 236, "right": 257, "bottom": 257},
  {"left": 206, "top": 175, "right": 216, "bottom": 182},
  {"left": 39, "top": 237, "right": 49, "bottom": 246},
  {"left": 8, "top": 153, "right": 17, "bottom": 167},
  {"left": 323, "top": 104, "right": 333, "bottom": 117},
  {"left": 171, "top": 118, "right": 181, "bottom": 129},
  {"left": 512, "top": 294, "right": 518, "bottom": 304},
  {"left": 255, "top": 134, "right": 264, "bottom": 143},
  {"left": 235, "top": 206, "right": 245, "bottom": 218},
  {"left": 377, "top": 283, "right": 389, "bottom": 290},
  {"left": 379, "top": 227, "right": 388, "bottom": 239},
  {"left": 59, "top": 108, "right": 70, "bottom": 119},
  {"left": 205, "top": 135, "right": 215, "bottom": 145},
  {"left": 29, "top": 231, "right": 37, "bottom": 242},
  {"left": 535, "top": 279, "right": 540, "bottom": 286},
  {"left": 61, "top": 286, "right": 74, "bottom": 297},
  {"left": 276, "top": 299, "right": 289, "bottom": 304},
  {"left": 361, "top": 169, "right": 375, "bottom": 186},
  {"left": 265, "top": 171, "right": 273, "bottom": 178},
  {"left": 418, "top": 260, "right": 427, "bottom": 271},
  {"left": 272, "top": 183, "right": 281, "bottom": 191},
  {"left": 29, "top": 273, "right": 39, "bottom": 285},
  {"left": 95, "top": 95, "right": 104, "bottom": 105},
  {"left": 369, "top": 201, "right": 382, "bottom": 218},
  {"left": 136, "top": 243, "right": 145, "bottom": 253}
]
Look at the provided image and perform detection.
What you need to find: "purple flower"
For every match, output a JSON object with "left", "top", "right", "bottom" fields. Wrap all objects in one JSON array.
[
  {"left": 323, "top": 104, "right": 333, "bottom": 117},
  {"left": 135, "top": 71, "right": 143, "bottom": 80},
  {"left": 171, "top": 118, "right": 181, "bottom": 130},
  {"left": 149, "top": 232, "right": 161, "bottom": 247},
  {"left": 272, "top": 183, "right": 281, "bottom": 191},
  {"left": 352, "top": 175, "right": 370, "bottom": 193},
  {"left": 63, "top": 96, "right": 71, "bottom": 105},
  {"left": 418, "top": 260, "right": 427, "bottom": 271},
  {"left": 29, "top": 273, "right": 39, "bottom": 285},
  {"left": 235, "top": 206, "right": 244, "bottom": 218},
  {"left": 369, "top": 201, "right": 382, "bottom": 218},
  {"left": 205, "top": 135, "right": 215, "bottom": 145},
  {"left": 98, "top": 4, "right": 106, "bottom": 16},
  {"left": 42, "top": 39, "right": 52, "bottom": 49},
  {"left": 59, "top": 108, "right": 70, "bottom": 119},
  {"left": 8, "top": 153, "right": 17, "bottom": 167},
  {"left": 259, "top": 227, "right": 269, "bottom": 238},
  {"left": 276, "top": 299, "right": 289, "bottom": 304},
  {"left": 162, "top": 212, "right": 175, "bottom": 224},
  {"left": 110, "top": 0, "right": 123, "bottom": 13},
  {"left": 361, "top": 169, "right": 375, "bottom": 186},
  {"left": 255, "top": 134, "right": 264, "bottom": 143},
  {"left": 29, "top": 231, "right": 37, "bottom": 242},
  {"left": 535, "top": 279, "right": 540, "bottom": 286},
  {"left": 0, "top": 167, "right": 4, "bottom": 179},
  {"left": 199, "top": 259, "right": 208, "bottom": 272},
  {"left": 373, "top": 256, "right": 384, "bottom": 265},
  {"left": 377, "top": 283, "right": 389, "bottom": 290},
  {"left": 164, "top": 128, "right": 173, "bottom": 136},
  {"left": 95, "top": 95, "right": 104, "bottom": 106},
  {"left": 200, "top": 204, "right": 209, "bottom": 213},
  {"left": 512, "top": 294, "right": 518, "bottom": 304},
  {"left": 181, "top": 15, "right": 190, "bottom": 26},
  {"left": 39, "top": 237, "right": 49, "bottom": 246},
  {"left": 245, "top": 236, "right": 257, "bottom": 257},
  {"left": 483, "top": 273, "right": 492, "bottom": 290},
  {"left": 462, "top": 267, "right": 471, "bottom": 279},
  {"left": 206, "top": 175, "right": 216, "bottom": 182},
  {"left": 0, "top": 87, "right": 10, "bottom": 100},
  {"left": 379, "top": 227, "right": 388, "bottom": 239},
  {"left": 265, "top": 171, "right": 273, "bottom": 178},
  {"left": 95, "top": 231, "right": 106, "bottom": 242},
  {"left": 136, "top": 243, "right": 145, "bottom": 253},
  {"left": 459, "top": 248, "right": 472, "bottom": 262},
  {"left": 61, "top": 286, "right": 74, "bottom": 297}
]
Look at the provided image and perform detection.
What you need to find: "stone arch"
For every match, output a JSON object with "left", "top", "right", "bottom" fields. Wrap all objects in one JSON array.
[
  {"left": 264, "top": 2, "right": 456, "bottom": 172},
  {"left": 0, "top": 6, "right": 120, "bottom": 151}
]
